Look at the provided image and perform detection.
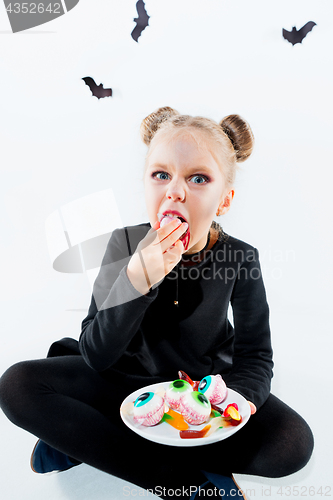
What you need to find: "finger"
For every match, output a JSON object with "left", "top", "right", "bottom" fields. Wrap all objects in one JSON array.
[
  {"left": 142, "top": 219, "right": 178, "bottom": 249},
  {"left": 159, "top": 222, "right": 188, "bottom": 252},
  {"left": 164, "top": 241, "right": 184, "bottom": 272},
  {"left": 247, "top": 401, "right": 257, "bottom": 415},
  {"left": 163, "top": 223, "right": 188, "bottom": 251},
  {"left": 155, "top": 218, "right": 183, "bottom": 242},
  {"left": 148, "top": 219, "right": 185, "bottom": 250},
  {"left": 175, "top": 238, "right": 185, "bottom": 253},
  {"left": 165, "top": 238, "right": 184, "bottom": 255},
  {"left": 163, "top": 252, "right": 183, "bottom": 276}
]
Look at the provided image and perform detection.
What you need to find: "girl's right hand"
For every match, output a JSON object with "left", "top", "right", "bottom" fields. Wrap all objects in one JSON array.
[{"left": 126, "top": 218, "right": 188, "bottom": 295}]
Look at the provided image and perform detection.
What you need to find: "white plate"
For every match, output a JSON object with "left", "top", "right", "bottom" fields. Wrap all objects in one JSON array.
[{"left": 120, "top": 381, "right": 251, "bottom": 447}]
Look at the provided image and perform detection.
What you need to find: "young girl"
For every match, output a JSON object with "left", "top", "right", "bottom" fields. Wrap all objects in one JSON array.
[{"left": 0, "top": 107, "right": 313, "bottom": 499}]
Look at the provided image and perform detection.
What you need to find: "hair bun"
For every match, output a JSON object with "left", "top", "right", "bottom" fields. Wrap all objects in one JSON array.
[
  {"left": 140, "top": 106, "right": 179, "bottom": 145},
  {"left": 219, "top": 114, "right": 254, "bottom": 162}
]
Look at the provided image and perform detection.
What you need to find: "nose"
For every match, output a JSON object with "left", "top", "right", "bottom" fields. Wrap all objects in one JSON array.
[{"left": 166, "top": 178, "right": 186, "bottom": 202}]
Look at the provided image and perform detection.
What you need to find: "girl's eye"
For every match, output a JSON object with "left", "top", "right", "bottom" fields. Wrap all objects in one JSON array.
[
  {"left": 151, "top": 172, "right": 209, "bottom": 184},
  {"left": 152, "top": 171, "right": 170, "bottom": 180},
  {"left": 190, "top": 175, "right": 209, "bottom": 184}
]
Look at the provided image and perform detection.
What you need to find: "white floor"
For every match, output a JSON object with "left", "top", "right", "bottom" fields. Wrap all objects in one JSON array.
[{"left": 0, "top": 304, "right": 331, "bottom": 500}]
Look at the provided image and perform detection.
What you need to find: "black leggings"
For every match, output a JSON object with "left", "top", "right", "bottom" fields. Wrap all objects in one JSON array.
[{"left": 0, "top": 353, "right": 314, "bottom": 497}]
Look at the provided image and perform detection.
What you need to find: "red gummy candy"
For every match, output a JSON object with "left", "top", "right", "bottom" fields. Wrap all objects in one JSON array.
[
  {"left": 178, "top": 370, "right": 195, "bottom": 387},
  {"left": 223, "top": 403, "right": 238, "bottom": 414},
  {"left": 180, "top": 426, "right": 210, "bottom": 439},
  {"left": 211, "top": 403, "right": 223, "bottom": 415},
  {"left": 223, "top": 403, "right": 241, "bottom": 421},
  {"left": 193, "top": 380, "right": 200, "bottom": 391}
]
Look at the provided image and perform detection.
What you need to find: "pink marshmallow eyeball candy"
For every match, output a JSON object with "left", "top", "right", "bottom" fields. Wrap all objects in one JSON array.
[
  {"left": 159, "top": 215, "right": 176, "bottom": 227},
  {"left": 197, "top": 374, "right": 228, "bottom": 404},
  {"left": 165, "top": 379, "right": 193, "bottom": 411},
  {"left": 133, "top": 392, "right": 165, "bottom": 427},
  {"left": 179, "top": 391, "right": 211, "bottom": 425}
]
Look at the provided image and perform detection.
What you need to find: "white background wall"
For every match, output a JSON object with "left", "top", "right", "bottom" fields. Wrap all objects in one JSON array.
[{"left": 0, "top": 1, "right": 332, "bottom": 499}]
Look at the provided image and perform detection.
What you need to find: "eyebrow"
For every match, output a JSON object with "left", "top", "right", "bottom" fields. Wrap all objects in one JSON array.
[{"left": 148, "top": 163, "right": 214, "bottom": 174}]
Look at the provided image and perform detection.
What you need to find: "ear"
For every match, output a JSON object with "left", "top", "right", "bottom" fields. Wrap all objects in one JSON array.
[{"left": 216, "top": 189, "right": 235, "bottom": 216}]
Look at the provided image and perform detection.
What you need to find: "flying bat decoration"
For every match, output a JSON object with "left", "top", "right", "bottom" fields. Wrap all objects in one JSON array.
[
  {"left": 131, "top": 0, "right": 150, "bottom": 42},
  {"left": 82, "top": 77, "right": 112, "bottom": 99},
  {"left": 282, "top": 22, "right": 317, "bottom": 46}
]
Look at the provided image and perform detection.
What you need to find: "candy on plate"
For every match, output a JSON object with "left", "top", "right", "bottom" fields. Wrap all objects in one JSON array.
[
  {"left": 198, "top": 374, "right": 227, "bottom": 404},
  {"left": 133, "top": 391, "right": 165, "bottom": 427},
  {"left": 179, "top": 391, "right": 211, "bottom": 425},
  {"left": 223, "top": 403, "right": 241, "bottom": 422},
  {"left": 165, "top": 379, "right": 193, "bottom": 411}
]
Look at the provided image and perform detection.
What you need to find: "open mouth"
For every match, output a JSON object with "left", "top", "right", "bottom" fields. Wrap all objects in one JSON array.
[{"left": 157, "top": 212, "right": 190, "bottom": 251}]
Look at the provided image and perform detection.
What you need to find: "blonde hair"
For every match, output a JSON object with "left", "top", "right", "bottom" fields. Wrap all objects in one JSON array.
[{"left": 140, "top": 106, "right": 254, "bottom": 188}]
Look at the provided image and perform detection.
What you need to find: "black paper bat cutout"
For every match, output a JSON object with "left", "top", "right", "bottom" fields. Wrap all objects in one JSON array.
[
  {"left": 82, "top": 77, "right": 112, "bottom": 99},
  {"left": 282, "top": 22, "right": 316, "bottom": 45},
  {"left": 131, "top": 0, "right": 150, "bottom": 42}
]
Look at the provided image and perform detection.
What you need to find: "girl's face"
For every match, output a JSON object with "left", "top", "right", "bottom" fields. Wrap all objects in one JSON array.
[{"left": 144, "top": 130, "right": 232, "bottom": 254}]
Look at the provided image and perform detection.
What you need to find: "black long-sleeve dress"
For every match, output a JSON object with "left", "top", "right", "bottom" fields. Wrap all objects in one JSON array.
[{"left": 79, "top": 223, "right": 273, "bottom": 409}]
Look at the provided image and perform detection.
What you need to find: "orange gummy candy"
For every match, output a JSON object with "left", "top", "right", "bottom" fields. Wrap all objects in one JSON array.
[{"left": 162, "top": 408, "right": 189, "bottom": 430}]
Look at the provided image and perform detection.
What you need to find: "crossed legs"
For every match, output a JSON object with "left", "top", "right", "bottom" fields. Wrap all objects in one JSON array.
[{"left": 0, "top": 355, "right": 314, "bottom": 495}]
